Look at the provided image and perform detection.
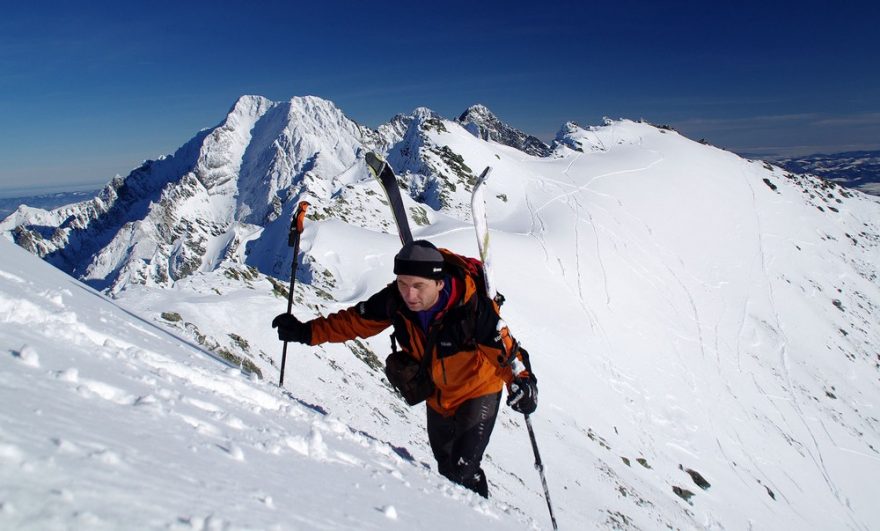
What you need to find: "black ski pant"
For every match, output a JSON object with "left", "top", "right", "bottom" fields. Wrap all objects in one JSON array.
[{"left": 426, "top": 391, "right": 501, "bottom": 498}]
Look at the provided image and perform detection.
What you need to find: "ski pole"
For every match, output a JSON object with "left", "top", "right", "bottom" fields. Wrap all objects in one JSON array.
[
  {"left": 510, "top": 359, "right": 558, "bottom": 529},
  {"left": 524, "top": 414, "right": 558, "bottom": 530},
  {"left": 279, "top": 201, "right": 310, "bottom": 387}
]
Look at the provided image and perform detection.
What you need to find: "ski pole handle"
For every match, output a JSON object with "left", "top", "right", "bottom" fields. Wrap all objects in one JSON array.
[
  {"left": 288, "top": 201, "right": 310, "bottom": 247},
  {"left": 284, "top": 201, "right": 309, "bottom": 314}
]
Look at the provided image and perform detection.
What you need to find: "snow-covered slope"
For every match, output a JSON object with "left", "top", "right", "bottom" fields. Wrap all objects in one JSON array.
[
  {"left": 3, "top": 96, "right": 880, "bottom": 530},
  {"left": 0, "top": 236, "right": 527, "bottom": 529}
]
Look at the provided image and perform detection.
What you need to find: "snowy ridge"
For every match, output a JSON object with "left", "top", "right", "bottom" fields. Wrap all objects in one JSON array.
[
  {"left": 2, "top": 95, "right": 880, "bottom": 529},
  {"left": 551, "top": 118, "right": 653, "bottom": 154}
]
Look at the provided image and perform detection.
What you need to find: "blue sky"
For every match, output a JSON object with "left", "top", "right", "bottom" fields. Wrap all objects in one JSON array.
[{"left": 1, "top": 0, "right": 878, "bottom": 196}]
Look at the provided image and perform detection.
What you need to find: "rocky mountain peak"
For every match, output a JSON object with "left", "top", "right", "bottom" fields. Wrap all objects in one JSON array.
[
  {"left": 456, "top": 104, "right": 551, "bottom": 157},
  {"left": 3, "top": 94, "right": 381, "bottom": 292}
]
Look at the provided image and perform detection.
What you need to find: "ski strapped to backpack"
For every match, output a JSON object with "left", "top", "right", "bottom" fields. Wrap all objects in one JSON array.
[
  {"left": 366, "top": 152, "right": 413, "bottom": 245},
  {"left": 366, "top": 151, "right": 435, "bottom": 404},
  {"left": 470, "top": 165, "right": 558, "bottom": 531},
  {"left": 470, "top": 166, "right": 520, "bottom": 367},
  {"left": 471, "top": 166, "right": 497, "bottom": 300}
]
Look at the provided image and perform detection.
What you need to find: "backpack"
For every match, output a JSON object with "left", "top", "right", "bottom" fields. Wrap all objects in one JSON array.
[{"left": 444, "top": 252, "right": 505, "bottom": 309}]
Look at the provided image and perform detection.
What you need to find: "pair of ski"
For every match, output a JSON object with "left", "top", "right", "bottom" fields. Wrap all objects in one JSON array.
[
  {"left": 363, "top": 152, "right": 496, "bottom": 292},
  {"left": 364, "top": 152, "right": 558, "bottom": 531}
]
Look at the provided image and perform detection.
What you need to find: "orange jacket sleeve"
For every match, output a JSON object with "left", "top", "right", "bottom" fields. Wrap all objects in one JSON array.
[{"left": 308, "top": 284, "right": 396, "bottom": 345}]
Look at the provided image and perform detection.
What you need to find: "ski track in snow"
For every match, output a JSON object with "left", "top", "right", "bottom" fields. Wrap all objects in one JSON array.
[
  {"left": 530, "top": 152, "right": 664, "bottom": 216},
  {"left": 561, "top": 154, "right": 608, "bottom": 336},
  {"left": 519, "top": 146, "right": 876, "bottom": 529},
  {"left": 525, "top": 152, "right": 670, "bottom": 336},
  {"left": 741, "top": 166, "right": 865, "bottom": 529},
  {"left": 528, "top": 152, "right": 666, "bottom": 310}
]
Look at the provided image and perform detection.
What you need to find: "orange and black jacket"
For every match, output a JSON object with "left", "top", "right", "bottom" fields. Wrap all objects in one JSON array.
[{"left": 306, "top": 249, "right": 532, "bottom": 416}]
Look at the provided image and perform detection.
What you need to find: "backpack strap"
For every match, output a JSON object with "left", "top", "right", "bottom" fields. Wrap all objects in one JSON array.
[{"left": 418, "top": 325, "right": 440, "bottom": 381}]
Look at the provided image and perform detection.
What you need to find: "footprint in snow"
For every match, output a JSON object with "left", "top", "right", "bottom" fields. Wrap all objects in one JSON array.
[
  {"left": 255, "top": 494, "right": 275, "bottom": 509},
  {"left": 175, "top": 514, "right": 227, "bottom": 530},
  {"left": 54, "top": 368, "right": 79, "bottom": 383},
  {"left": 87, "top": 448, "right": 124, "bottom": 467},
  {"left": 11, "top": 345, "right": 39, "bottom": 368},
  {"left": 133, "top": 394, "right": 166, "bottom": 414},
  {"left": 308, "top": 427, "right": 328, "bottom": 460},
  {"left": 76, "top": 379, "right": 137, "bottom": 406},
  {"left": 379, "top": 505, "right": 398, "bottom": 520},
  {"left": 51, "top": 437, "right": 80, "bottom": 454},
  {"left": 184, "top": 397, "right": 224, "bottom": 413},
  {"left": 49, "top": 489, "right": 75, "bottom": 503},
  {"left": 216, "top": 443, "right": 245, "bottom": 461},
  {"left": 222, "top": 415, "right": 247, "bottom": 430},
  {"left": 177, "top": 414, "right": 222, "bottom": 437}
]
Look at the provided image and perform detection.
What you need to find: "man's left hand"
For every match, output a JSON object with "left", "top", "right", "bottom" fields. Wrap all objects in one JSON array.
[{"left": 271, "top": 313, "right": 311, "bottom": 344}]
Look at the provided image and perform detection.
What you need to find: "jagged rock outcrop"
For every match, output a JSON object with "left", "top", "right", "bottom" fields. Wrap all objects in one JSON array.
[
  {"left": 386, "top": 108, "right": 477, "bottom": 214},
  {"left": 457, "top": 104, "right": 551, "bottom": 157}
]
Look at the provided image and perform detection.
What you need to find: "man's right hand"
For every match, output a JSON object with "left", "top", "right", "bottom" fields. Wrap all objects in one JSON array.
[
  {"left": 271, "top": 313, "right": 311, "bottom": 344},
  {"left": 507, "top": 375, "right": 538, "bottom": 415}
]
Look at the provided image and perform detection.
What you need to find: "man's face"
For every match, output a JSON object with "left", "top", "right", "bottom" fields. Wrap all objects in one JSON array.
[{"left": 396, "top": 275, "right": 444, "bottom": 312}]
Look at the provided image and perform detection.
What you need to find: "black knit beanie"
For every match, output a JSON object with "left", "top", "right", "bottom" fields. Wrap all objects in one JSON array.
[{"left": 394, "top": 240, "right": 445, "bottom": 279}]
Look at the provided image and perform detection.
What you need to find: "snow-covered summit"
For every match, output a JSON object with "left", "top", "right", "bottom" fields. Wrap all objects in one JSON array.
[
  {"left": 3, "top": 95, "right": 382, "bottom": 293},
  {"left": 551, "top": 119, "right": 657, "bottom": 154}
]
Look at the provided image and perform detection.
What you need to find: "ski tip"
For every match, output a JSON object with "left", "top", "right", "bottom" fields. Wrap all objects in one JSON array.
[
  {"left": 473, "top": 166, "right": 492, "bottom": 190},
  {"left": 365, "top": 152, "right": 386, "bottom": 175}
]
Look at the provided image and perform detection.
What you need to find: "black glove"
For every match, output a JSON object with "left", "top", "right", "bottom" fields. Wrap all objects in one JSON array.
[
  {"left": 507, "top": 375, "right": 538, "bottom": 415},
  {"left": 271, "top": 313, "right": 311, "bottom": 344}
]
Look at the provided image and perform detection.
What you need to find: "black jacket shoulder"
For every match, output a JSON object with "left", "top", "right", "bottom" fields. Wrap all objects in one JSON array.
[{"left": 355, "top": 282, "right": 403, "bottom": 322}]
